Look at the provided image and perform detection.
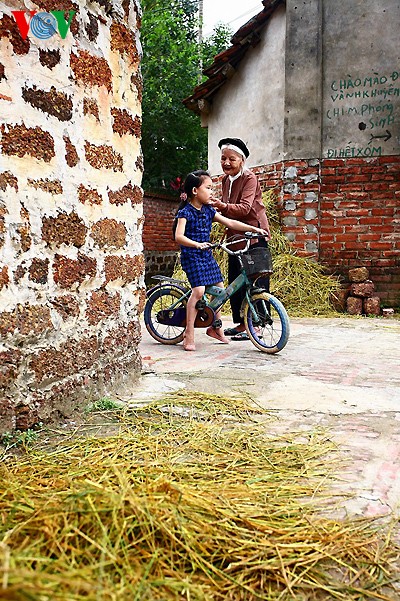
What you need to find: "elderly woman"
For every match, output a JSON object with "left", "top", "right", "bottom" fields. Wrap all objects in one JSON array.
[{"left": 212, "top": 137, "right": 271, "bottom": 340}]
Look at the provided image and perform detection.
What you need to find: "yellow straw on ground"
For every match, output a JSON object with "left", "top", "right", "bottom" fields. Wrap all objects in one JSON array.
[{"left": 1, "top": 391, "right": 398, "bottom": 600}]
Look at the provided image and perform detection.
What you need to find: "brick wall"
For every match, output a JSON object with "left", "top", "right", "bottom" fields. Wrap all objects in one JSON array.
[
  {"left": 253, "top": 156, "right": 400, "bottom": 306},
  {"left": 0, "top": 0, "right": 145, "bottom": 433},
  {"left": 144, "top": 159, "right": 399, "bottom": 305},
  {"left": 213, "top": 156, "right": 400, "bottom": 306},
  {"left": 143, "top": 192, "right": 179, "bottom": 281},
  {"left": 319, "top": 156, "right": 400, "bottom": 305}
]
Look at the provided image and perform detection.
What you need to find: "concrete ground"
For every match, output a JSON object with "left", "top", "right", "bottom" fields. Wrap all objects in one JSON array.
[{"left": 115, "top": 315, "right": 400, "bottom": 521}]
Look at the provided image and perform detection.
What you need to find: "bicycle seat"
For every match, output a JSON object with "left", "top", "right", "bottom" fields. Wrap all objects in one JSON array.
[{"left": 151, "top": 275, "right": 187, "bottom": 285}]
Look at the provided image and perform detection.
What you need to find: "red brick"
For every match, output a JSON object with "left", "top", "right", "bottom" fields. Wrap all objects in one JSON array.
[
  {"left": 371, "top": 174, "right": 396, "bottom": 181},
  {"left": 362, "top": 165, "right": 387, "bottom": 174},
  {"left": 338, "top": 184, "right": 364, "bottom": 192},
  {"left": 343, "top": 158, "right": 369, "bottom": 166},
  {"left": 377, "top": 155, "right": 400, "bottom": 164},
  {"left": 335, "top": 234, "right": 359, "bottom": 242},
  {"left": 370, "top": 208, "right": 393, "bottom": 216},
  {"left": 361, "top": 217, "right": 385, "bottom": 226},
  {"left": 346, "top": 175, "right": 371, "bottom": 183},
  {"left": 364, "top": 183, "right": 391, "bottom": 191},
  {"left": 369, "top": 242, "right": 394, "bottom": 251},
  {"left": 357, "top": 233, "right": 380, "bottom": 242},
  {"left": 321, "top": 167, "right": 337, "bottom": 176},
  {"left": 320, "top": 184, "right": 338, "bottom": 193},
  {"left": 339, "top": 218, "right": 358, "bottom": 225},
  {"left": 341, "top": 166, "right": 361, "bottom": 175},
  {"left": 345, "top": 209, "right": 370, "bottom": 217}
]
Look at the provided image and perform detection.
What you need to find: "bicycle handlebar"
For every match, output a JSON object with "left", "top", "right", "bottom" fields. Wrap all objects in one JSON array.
[{"left": 208, "top": 232, "right": 268, "bottom": 256}]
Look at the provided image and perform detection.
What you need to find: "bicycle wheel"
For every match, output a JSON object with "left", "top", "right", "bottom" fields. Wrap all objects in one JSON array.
[
  {"left": 243, "top": 292, "right": 290, "bottom": 353},
  {"left": 144, "top": 286, "right": 188, "bottom": 344}
]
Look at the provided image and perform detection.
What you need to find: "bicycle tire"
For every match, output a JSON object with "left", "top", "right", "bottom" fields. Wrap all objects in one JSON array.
[
  {"left": 243, "top": 292, "right": 290, "bottom": 353},
  {"left": 144, "top": 286, "right": 188, "bottom": 345}
]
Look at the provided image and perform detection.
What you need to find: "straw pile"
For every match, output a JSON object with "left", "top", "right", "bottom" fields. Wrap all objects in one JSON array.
[
  {"left": 1, "top": 391, "right": 398, "bottom": 600},
  {"left": 172, "top": 192, "right": 340, "bottom": 316}
]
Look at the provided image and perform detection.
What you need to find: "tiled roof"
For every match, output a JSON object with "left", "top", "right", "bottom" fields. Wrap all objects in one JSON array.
[{"left": 183, "top": 0, "right": 284, "bottom": 115}]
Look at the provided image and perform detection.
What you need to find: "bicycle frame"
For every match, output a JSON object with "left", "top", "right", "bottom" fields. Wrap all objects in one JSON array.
[
  {"left": 144, "top": 233, "right": 289, "bottom": 353},
  {"left": 148, "top": 269, "right": 265, "bottom": 328}
]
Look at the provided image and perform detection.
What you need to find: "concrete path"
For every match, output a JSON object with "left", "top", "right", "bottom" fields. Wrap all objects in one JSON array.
[{"left": 116, "top": 316, "right": 400, "bottom": 520}]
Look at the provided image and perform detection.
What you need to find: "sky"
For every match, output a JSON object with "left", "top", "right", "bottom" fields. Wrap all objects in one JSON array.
[{"left": 202, "top": 0, "right": 263, "bottom": 37}]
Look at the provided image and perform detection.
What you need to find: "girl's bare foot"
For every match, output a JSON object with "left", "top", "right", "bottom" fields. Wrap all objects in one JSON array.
[
  {"left": 206, "top": 327, "right": 229, "bottom": 344},
  {"left": 183, "top": 333, "right": 196, "bottom": 351}
]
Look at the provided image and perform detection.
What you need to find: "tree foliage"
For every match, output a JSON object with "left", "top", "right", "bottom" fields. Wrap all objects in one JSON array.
[{"left": 140, "top": 0, "right": 231, "bottom": 192}]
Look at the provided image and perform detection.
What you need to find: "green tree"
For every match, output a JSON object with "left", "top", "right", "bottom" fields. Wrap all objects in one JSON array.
[{"left": 140, "top": 0, "right": 231, "bottom": 192}]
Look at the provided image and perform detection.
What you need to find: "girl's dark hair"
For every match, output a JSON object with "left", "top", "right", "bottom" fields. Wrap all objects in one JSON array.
[{"left": 172, "top": 170, "right": 210, "bottom": 239}]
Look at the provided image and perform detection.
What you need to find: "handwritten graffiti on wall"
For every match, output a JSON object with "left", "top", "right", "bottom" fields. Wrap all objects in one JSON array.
[
  {"left": 326, "top": 146, "right": 382, "bottom": 158},
  {"left": 325, "top": 71, "right": 398, "bottom": 157},
  {"left": 330, "top": 72, "right": 399, "bottom": 103},
  {"left": 327, "top": 102, "right": 394, "bottom": 120}
]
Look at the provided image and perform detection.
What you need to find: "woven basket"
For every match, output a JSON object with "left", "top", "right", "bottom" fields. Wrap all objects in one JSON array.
[{"left": 241, "top": 246, "right": 273, "bottom": 279}]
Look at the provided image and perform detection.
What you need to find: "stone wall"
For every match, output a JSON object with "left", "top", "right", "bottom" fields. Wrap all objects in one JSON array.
[{"left": 0, "top": 0, "right": 145, "bottom": 433}]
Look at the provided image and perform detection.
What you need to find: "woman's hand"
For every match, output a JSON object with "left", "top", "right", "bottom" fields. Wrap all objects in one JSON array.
[
  {"left": 197, "top": 242, "right": 211, "bottom": 250},
  {"left": 254, "top": 227, "right": 270, "bottom": 240},
  {"left": 210, "top": 198, "right": 226, "bottom": 212}
]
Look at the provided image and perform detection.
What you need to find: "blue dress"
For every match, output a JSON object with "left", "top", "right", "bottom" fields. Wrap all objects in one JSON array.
[{"left": 177, "top": 203, "right": 223, "bottom": 288}]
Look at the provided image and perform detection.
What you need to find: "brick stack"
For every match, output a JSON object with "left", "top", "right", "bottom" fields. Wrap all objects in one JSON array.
[
  {"left": 347, "top": 267, "right": 381, "bottom": 315},
  {"left": 340, "top": 267, "right": 381, "bottom": 315}
]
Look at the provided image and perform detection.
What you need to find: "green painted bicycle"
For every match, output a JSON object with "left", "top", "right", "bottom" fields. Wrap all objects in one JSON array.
[{"left": 144, "top": 233, "right": 290, "bottom": 354}]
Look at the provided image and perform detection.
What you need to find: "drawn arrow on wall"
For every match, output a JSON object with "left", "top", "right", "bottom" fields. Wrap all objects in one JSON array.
[{"left": 368, "top": 130, "right": 392, "bottom": 144}]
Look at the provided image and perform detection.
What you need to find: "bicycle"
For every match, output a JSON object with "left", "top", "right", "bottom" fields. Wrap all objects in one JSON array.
[{"left": 144, "top": 233, "right": 290, "bottom": 354}]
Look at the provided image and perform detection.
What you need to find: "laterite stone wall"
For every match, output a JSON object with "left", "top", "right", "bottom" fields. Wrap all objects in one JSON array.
[{"left": 0, "top": 0, "right": 145, "bottom": 433}]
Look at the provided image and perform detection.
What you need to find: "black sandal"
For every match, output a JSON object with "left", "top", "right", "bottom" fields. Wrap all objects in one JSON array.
[
  {"left": 224, "top": 327, "right": 241, "bottom": 336},
  {"left": 231, "top": 332, "right": 250, "bottom": 341}
]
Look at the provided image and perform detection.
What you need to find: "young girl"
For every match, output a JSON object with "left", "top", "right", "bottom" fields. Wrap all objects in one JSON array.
[{"left": 174, "top": 170, "right": 268, "bottom": 351}]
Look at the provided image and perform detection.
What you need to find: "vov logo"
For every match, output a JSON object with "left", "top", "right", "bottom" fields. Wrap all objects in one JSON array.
[{"left": 12, "top": 10, "right": 76, "bottom": 40}]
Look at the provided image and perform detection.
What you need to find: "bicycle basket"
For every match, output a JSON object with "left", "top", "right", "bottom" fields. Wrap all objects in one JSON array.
[{"left": 241, "top": 246, "right": 273, "bottom": 278}]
